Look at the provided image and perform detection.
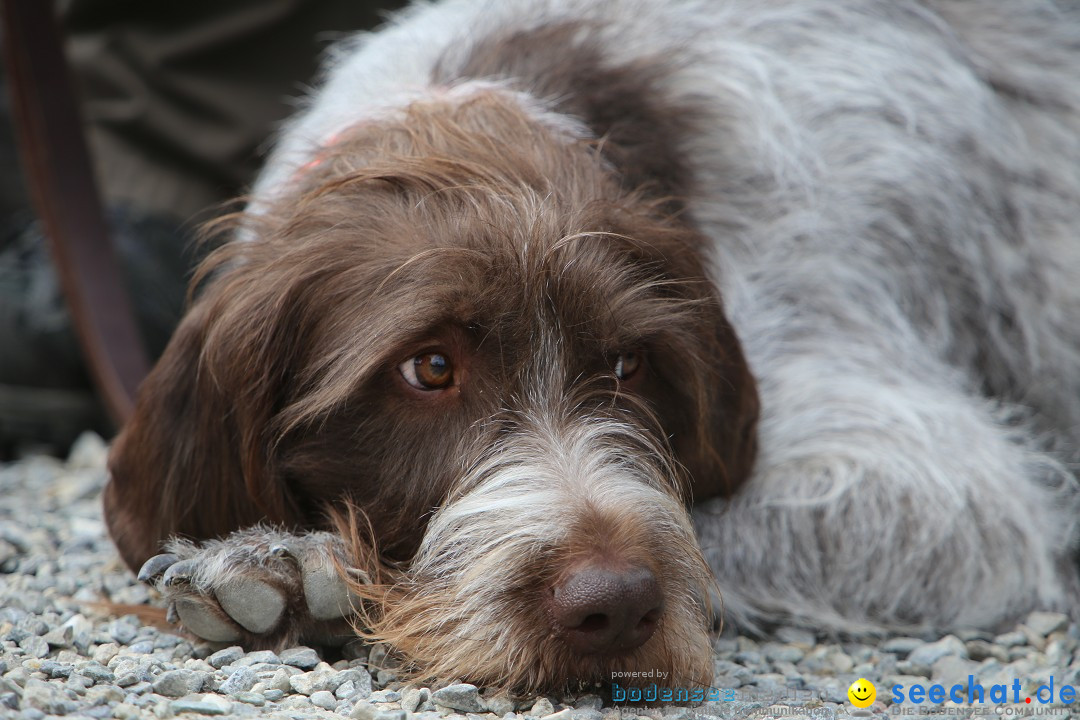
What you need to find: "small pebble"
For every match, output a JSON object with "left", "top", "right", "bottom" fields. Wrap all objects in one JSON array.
[
  {"left": 432, "top": 683, "right": 484, "bottom": 713},
  {"left": 206, "top": 646, "right": 244, "bottom": 669},
  {"left": 152, "top": 669, "right": 205, "bottom": 697},
  {"left": 310, "top": 689, "right": 338, "bottom": 709},
  {"left": 233, "top": 690, "right": 265, "bottom": 706},
  {"left": 238, "top": 650, "right": 280, "bottom": 666},
  {"left": 906, "top": 635, "right": 967, "bottom": 666},
  {"left": 219, "top": 665, "right": 257, "bottom": 695},
  {"left": 1026, "top": 611, "right": 1069, "bottom": 637},
  {"left": 280, "top": 646, "right": 321, "bottom": 670},
  {"left": 169, "top": 694, "right": 232, "bottom": 716}
]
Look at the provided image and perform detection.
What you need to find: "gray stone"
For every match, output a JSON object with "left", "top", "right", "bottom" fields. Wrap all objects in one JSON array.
[
  {"left": 483, "top": 692, "right": 514, "bottom": 716},
  {"left": 152, "top": 669, "right": 206, "bottom": 697},
  {"left": 41, "top": 625, "right": 73, "bottom": 649},
  {"left": 993, "top": 631, "right": 1028, "bottom": 648},
  {"left": 569, "top": 710, "right": 603, "bottom": 720},
  {"left": 530, "top": 697, "right": 556, "bottom": 717},
  {"left": 169, "top": 694, "right": 233, "bottom": 715},
  {"left": 263, "top": 689, "right": 285, "bottom": 702},
  {"left": 40, "top": 661, "right": 72, "bottom": 679},
  {"left": 18, "top": 636, "right": 48, "bottom": 659},
  {"left": 107, "top": 619, "right": 138, "bottom": 645},
  {"left": 126, "top": 680, "right": 153, "bottom": 695},
  {"left": 238, "top": 650, "right": 280, "bottom": 666},
  {"left": 338, "top": 667, "right": 373, "bottom": 699},
  {"left": 931, "top": 655, "right": 980, "bottom": 688},
  {"left": 290, "top": 669, "right": 336, "bottom": 696},
  {"left": 966, "top": 639, "right": 1007, "bottom": 663},
  {"left": 220, "top": 666, "right": 257, "bottom": 695},
  {"left": 280, "top": 646, "right": 321, "bottom": 670},
  {"left": 402, "top": 686, "right": 431, "bottom": 713},
  {"left": 1025, "top": 611, "right": 1069, "bottom": 637},
  {"left": 370, "top": 689, "right": 401, "bottom": 703},
  {"left": 734, "top": 649, "right": 764, "bottom": 665},
  {"left": 267, "top": 668, "right": 294, "bottom": 693},
  {"left": 20, "top": 679, "right": 77, "bottom": 715},
  {"left": 432, "top": 683, "right": 485, "bottom": 713},
  {"left": 92, "top": 643, "right": 120, "bottom": 666},
  {"left": 66, "top": 673, "right": 93, "bottom": 693},
  {"left": 310, "top": 690, "right": 338, "bottom": 710},
  {"left": 896, "top": 659, "right": 932, "bottom": 678},
  {"left": 956, "top": 629, "right": 992, "bottom": 642},
  {"left": 351, "top": 701, "right": 378, "bottom": 720},
  {"left": 61, "top": 614, "right": 93, "bottom": 650},
  {"left": 85, "top": 684, "right": 125, "bottom": 705},
  {"left": 78, "top": 662, "right": 115, "bottom": 684},
  {"left": 881, "top": 637, "right": 925, "bottom": 657},
  {"left": 244, "top": 662, "right": 285, "bottom": 674},
  {"left": 206, "top": 646, "right": 244, "bottom": 669},
  {"left": 907, "top": 635, "right": 966, "bottom": 666},
  {"left": 763, "top": 643, "right": 805, "bottom": 664},
  {"left": 233, "top": 691, "right": 265, "bottom": 707},
  {"left": 573, "top": 694, "right": 602, "bottom": 711},
  {"left": 366, "top": 644, "right": 392, "bottom": 671}
]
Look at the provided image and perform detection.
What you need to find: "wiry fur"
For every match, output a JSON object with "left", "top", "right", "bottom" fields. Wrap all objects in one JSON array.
[
  {"left": 105, "top": 0, "right": 1080, "bottom": 693},
  {"left": 348, "top": 409, "right": 716, "bottom": 691}
]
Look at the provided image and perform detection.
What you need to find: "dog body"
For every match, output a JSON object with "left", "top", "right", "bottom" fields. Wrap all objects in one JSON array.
[{"left": 105, "top": 0, "right": 1080, "bottom": 691}]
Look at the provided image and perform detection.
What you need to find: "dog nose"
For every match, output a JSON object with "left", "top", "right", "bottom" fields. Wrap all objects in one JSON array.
[{"left": 549, "top": 563, "right": 663, "bottom": 654}]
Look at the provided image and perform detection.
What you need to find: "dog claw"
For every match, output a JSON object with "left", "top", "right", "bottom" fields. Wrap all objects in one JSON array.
[
  {"left": 269, "top": 543, "right": 293, "bottom": 559},
  {"left": 161, "top": 559, "right": 197, "bottom": 586},
  {"left": 347, "top": 567, "right": 372, "bottom": 584},
  {"left": 137, "top": 553, "right": 178, "bottom": 582}
]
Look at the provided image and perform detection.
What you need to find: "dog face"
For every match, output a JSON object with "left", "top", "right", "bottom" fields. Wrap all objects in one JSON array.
[{"left": 106, "top": 90, "right": 758, "bottom": 690}]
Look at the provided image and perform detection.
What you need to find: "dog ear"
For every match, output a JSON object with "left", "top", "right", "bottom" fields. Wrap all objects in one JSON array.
[
  {"left": 104, "top": 285, "right": 300, "bottom": 572},
  {"left": 660, "top": 302, "right": 759, "bottom": 503},
  {"left": 701, "top": 310, "right": 759, "bottom": 497},
  {"left": 644, "top": 252, "right": 759, "bottom": 503}
]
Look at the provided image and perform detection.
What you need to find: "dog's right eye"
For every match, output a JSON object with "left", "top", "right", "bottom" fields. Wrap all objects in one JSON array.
[{"left": 399, "top": 352, "right": 455, "bottom": 390}]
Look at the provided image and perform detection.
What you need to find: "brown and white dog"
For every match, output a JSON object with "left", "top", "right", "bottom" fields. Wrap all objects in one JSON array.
[{"left": 104, "top": 0, "right": 1080, "bottom": 693}]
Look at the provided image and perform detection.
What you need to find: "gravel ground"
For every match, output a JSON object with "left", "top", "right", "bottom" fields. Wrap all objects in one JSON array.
[{"left": 1, "top": 432, "right": 1078, "bottom": 720}]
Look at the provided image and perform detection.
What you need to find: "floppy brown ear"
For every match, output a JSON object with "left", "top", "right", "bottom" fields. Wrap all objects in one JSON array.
[
  {"left": 104, "top": 293, "right": 299, "bottom": 573},
  {"left": 701, "top": 311, "right": 759, "bottom": 497},
  {"left": 651, "top": 273, "right": 760, "bottom": 504}
]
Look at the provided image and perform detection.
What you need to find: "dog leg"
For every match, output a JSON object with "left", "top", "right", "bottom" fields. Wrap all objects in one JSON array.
[
  {"left": 695, "top": 349, "right": 1080, "bottom": 634},
  {"left": 137, "top": 527, "right": 362, "bottom": 648}
]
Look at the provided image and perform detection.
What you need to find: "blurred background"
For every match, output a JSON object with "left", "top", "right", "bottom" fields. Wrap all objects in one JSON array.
[{"left": 0, "top": 0, "right": 405, "bottom": 459}]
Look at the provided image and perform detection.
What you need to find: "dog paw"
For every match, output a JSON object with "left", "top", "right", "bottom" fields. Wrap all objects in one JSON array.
[{"left": 137, "top": 528, "right": 363, "bottom": 647}]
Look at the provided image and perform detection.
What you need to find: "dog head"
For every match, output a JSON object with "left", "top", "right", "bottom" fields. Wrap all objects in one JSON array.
[{"left": 106, "top": 88, "right": 758, "bottom": 691}]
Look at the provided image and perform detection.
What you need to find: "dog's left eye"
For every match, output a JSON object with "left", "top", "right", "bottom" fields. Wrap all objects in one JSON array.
[
  {"left": 614, "top": 351, "right": 642, "bottom": 381},
  {"left": 399, "top": 352, "right": 455, "bottom": 390}
]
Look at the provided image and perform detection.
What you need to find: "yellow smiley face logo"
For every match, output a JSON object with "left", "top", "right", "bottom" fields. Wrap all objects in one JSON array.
[{"left": 848, "top": 678, "right": 876, "bottom": 708}]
